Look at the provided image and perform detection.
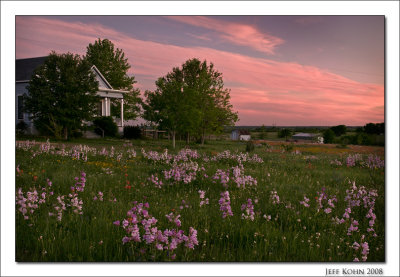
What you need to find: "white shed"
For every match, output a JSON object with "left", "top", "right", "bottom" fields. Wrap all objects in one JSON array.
[
  {"left": 239, "top": 135, "right": 251, "bottom": 141},
  {"left": 231, "top": 129, "right": 251, "bottom": 141}
]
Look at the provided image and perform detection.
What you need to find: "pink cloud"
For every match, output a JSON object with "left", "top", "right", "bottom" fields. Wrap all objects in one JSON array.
[
  {"left": 166, "top": 16, "right": 284, "bottom": 55},
  {"left": 185, "top": 33, "right": 212, "bottom": 41},
  {"left": 16, "top": 17, "right": 384, "bottom": 126}
]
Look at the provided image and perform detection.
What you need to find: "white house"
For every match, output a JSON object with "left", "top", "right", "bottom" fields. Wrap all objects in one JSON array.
[{"left": 16, "top": 57, "right": 128, "bottom": 135}]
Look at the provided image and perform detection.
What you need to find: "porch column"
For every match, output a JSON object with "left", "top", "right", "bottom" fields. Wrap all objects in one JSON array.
[
  {"left": 120, "top": 98, "right": 124, "bottom": 127},
  {"left": 105, "top": 97, "right": 109, "bottom": 116}
]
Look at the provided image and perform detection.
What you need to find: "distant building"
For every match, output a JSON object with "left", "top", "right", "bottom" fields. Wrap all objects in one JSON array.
[
  {"left": 292, "top": 133, "right": 316, "bottom": 140},
  {"left": 231, "top": 129, "right": 251, "bottom": 141},
  {"left": 292, "top": 132, "right": 323, "bottom": 143}
]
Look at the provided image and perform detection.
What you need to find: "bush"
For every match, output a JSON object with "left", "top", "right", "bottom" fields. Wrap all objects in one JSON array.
[
  {"left": 330, "top": 125, "right": 347, "bottom": 136},
  {"left": 245, "top": 140, "right": 255, "bottom": 152},
  {"left": 16, "top": 121, "right": 28, "bottom": 136},
  {"left": 323, "top": 129, "right": 335, "bottom": 144},
  {"left": 93, "top": 116, "right": 118, "bottom": 137},
  {"left": 259, "top": 132, "right": 267, "bottom": 139},
  {"left": 123, "top": 125, "right": 142, "bottom": 139},
  {"left": 281, "top": 143, "right": 294, "bottom": 152},
  {"left": 278, "top": 129, "right": 292, "bottom": 140},
  {"left": 70, "top": 129, "right": 83, "bottom": 138},
  {"left": 358, "top": 133, "right": 373, "bottom": 145},
  {"left": 339, "top": 135, "right": 352, "bottom": 146},
  {"left": 364, "top": 122, "right": 384, "bottom": 135},
  {"left": 338, "top": 133, "right": 383, "bottom": 146}
]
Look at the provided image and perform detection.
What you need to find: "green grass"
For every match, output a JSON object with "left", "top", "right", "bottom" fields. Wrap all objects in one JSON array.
[{"left": 15, "top": 138, "right": 385, "bottom": 262}]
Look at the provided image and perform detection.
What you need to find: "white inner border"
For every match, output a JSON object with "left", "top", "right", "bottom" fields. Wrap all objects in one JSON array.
[{"left": 1, "top": 1, "right": 399, "bottom": 276}]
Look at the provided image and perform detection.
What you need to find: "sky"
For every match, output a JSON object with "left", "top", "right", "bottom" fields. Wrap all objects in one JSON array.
[{"left": 15, "top": 15, "right": 384, "bottom": 126}]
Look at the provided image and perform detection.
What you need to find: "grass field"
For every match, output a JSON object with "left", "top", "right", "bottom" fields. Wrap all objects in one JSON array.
[{"left": 15, "top": 138, "right": 385, "bottom": 262}]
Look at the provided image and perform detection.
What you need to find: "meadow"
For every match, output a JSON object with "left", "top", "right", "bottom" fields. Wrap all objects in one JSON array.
[{"left": 15, "top": 138, "right": 385, "bottom": 262}]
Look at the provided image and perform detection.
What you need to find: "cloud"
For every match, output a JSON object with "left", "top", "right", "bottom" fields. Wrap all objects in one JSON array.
[
  {"left": 165, "top": 16, "right": 284, "bottom": 55},
  {"left": 16, "top": 16, "right": 384, "bottom": 126},
  {"left": 185, "top": 32, "right": 212, "bottom": 41}
]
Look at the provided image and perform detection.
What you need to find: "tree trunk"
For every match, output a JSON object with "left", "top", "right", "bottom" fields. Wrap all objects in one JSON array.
[
  {"left": 63, "top": 127, "right": 68, "bottom": 140},
  {"left": 201, "top": 129, "right": 205, "bottom": 145},
  {"left": 172, "top": 131, "right": 176, "bottom": 149},
  {"left": 186, "top": 132, "right": 190, "bottom": 144}
]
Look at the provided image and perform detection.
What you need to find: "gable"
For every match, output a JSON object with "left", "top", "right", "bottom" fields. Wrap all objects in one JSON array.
[
  {"left": 91, "top": 65, "right": 113, "bottom": 90},
  {"left": 95, "top": 74, "right": 111, "bottom": 89}
]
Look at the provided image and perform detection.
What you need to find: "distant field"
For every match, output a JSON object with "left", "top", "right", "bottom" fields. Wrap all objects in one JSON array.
[{"left": 15, "top": 138, "right": 384, "bottom": 262}]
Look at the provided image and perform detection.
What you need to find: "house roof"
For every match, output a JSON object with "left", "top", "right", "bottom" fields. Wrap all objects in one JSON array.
[
  {"left": 16, "top": 56, "right": 48, "bottom": 81},
  {"left": 292, "top": 133, "right": 316, "bottom": 137},
  {"left": 16, "top": 57, "right": 127, "bottom": 94},
  {"left": 232, "top": 129, "right": 250, "bottom": 135}
]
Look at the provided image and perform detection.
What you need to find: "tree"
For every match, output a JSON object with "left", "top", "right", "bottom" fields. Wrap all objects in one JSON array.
[
  {"left": 24, "top": 52, "right": 99, "bottom": 140},
  {"left": 259, "top": 124, "right": 267, "bottom": 139},
  {"left": 364, "top": 122, "right": 384, "bottom": 135},
  {"left": 143, "top": 58, "right": 238, "bottom": 148},
  {"left": 355, "top": 127, "right": 364, "bottom": 133},
  {"left": 84, "top": 38, "right": 141, "bottom": 120},
  {"left": 330, "top": 125, "right": 347, "bottom": 136},
  {"left": 181, "top": 58, "right": 238, "bottom": 144},
  {"left": 142, "top": 67, "right": 185, "bottom": 149},
  {"left": 323, "top": 129, "right": 335, "bottom": 144},
  {"left": 278, "top": 128, "right": 292, "bottom": 141}
]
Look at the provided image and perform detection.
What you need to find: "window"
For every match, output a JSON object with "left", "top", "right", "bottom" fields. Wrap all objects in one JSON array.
[
  {"left": 97, "top": 101, "right": 103, "bottom": 116},
  {"left": 18, "top": 95, "right": 24, "bottom": 119}
]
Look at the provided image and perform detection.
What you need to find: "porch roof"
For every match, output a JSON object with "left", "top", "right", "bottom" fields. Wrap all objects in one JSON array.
[{"left": 97, "top": 88, "right": 128, "bottom": 99}]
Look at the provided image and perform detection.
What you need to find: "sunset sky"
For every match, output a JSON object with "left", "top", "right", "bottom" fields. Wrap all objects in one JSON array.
[{"left": 16, "top": 16, "right": 384, "bottom": 126}]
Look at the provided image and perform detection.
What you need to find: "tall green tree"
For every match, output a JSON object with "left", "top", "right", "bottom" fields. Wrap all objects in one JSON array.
[
  {"left": 142, "top": 67, "right": 185, "bottom": 148},
  {"left": 181, "top": 58, "right": 238, "bottom": 144},
  {"left": 143, "top": 58, "right": 238, "bottom": 148},
  {"left": 24, "top": 52, "right": 99, "bottom": 140},
  {"left": 84, "top": 38, "right": 141, "bottom": 120}
]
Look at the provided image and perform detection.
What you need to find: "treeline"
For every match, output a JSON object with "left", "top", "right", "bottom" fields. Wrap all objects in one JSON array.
[{"left": 323, "top": 123, "right": 384, "bottom": 146}]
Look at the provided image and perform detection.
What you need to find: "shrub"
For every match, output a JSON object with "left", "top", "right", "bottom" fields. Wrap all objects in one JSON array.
[
  {"left": 245, "top": 140, "right": 255, "bottom": 152},
  {"left": 281, "top": 143, "right": 294, "bottom": 152},
  {"left": 259, "top": 131, "right": 267, "bottom": 139},
  {"left": 364, "top": 122, "right": 384, "bottom": 135},
  {"left": 338, "top": 133, "right": 383, "bottom": 146},
  {"left": 70, "top": 129, "right": 83, "bottom": 138},
  {"left": 278, "top": 129, "right": 292, "bottom": 140},
  {"left": 123, "top": 125, "right": 142, "bottom": 139},
  {"left": 358, "top": 133, "right": 373, "bottom": 145},
  {"left": 16, "top": 121, "right": 28, "bottom": 136},
  {"left": 323, "top": 129, "right": 335, "bottom": 144},
  {"left": 336, "top": 143, "right": 348, "bottom": 149},
  {"left": 330, "top": 125, "right": 347, "bottom": 136},
  {"left": 93, "top": 116, "right": 118, "bottom": 137},
  {"left": 338, "top": 135, "right": 352, "bottom": 148}
]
